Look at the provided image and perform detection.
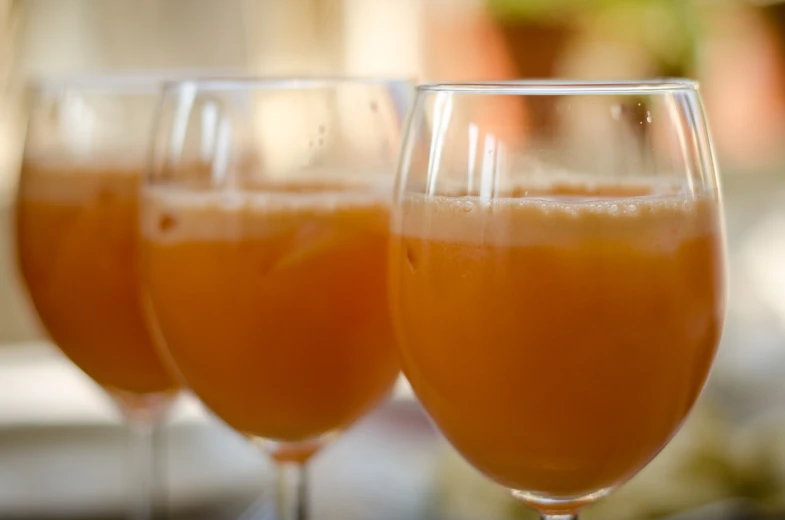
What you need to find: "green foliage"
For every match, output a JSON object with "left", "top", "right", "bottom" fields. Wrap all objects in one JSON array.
[
  {"left": 487, "top": 0, "right": 649, "bottom": 22},
  {"left": 486, "top": 0, "right": 703, "bottom": 76}
]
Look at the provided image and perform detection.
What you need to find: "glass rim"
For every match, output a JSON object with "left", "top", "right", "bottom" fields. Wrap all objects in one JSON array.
[
  {"left": 416, "top": 78, "right": 699, "bottom": 95},
  {"left": 161, "top": 76, "right": 415, "bottom": 93}
]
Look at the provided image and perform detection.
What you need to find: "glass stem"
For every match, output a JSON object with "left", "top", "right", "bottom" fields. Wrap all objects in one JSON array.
[
  {"left": 128, "top": 416, "right": 165, "bottom": 520},
  {"left": 277, "top": 462, "right": 308, "bottom": 520}
]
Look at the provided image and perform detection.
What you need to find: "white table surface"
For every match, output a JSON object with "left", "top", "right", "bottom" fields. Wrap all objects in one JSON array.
[{"left": 0, "top": 341, "right": 434, "bottom": 519}]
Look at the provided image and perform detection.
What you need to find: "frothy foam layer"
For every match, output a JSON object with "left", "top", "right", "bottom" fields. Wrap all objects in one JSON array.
[
  {"left": 395, "top": 191, "right": 721, "bottom": 250},
  {"left": 22, "top": 156, "right": 145, "bottom": 175},
  {"left": 18, "top": 163, "right": 143, "bottom": 204},
  {"left": 416, "top": 173, "right": 691, "bottom": 200},
  {"left": 142, "top": 185, "right": 391, "bottom": 243}
]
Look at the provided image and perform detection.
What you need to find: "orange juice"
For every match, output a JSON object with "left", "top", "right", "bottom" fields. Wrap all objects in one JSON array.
[
  {"left": 141, "top": 185, "right": 400, "bottom": 441},
  {"left": 389, "top": 184, "right": 725, "bottom": 498},
  {"left": 15, "top": 163, "right": 178, "bottom": 396}
]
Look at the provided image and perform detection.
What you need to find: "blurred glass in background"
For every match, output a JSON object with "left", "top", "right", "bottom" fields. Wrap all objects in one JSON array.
[{"left": 1, "top": 0, "right": 785, "bottom": 519}]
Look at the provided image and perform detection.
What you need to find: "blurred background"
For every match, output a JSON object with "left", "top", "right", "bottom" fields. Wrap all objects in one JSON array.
[{"left": 2, "top": 0, "right": 785, "bottom": 518}]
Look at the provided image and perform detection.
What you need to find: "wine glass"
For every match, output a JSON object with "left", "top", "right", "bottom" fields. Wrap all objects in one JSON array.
[
  {"left": 14, "top": 74, "right": 182, "bottom": 519},
  {"left": 389, "top": 79, "right": 727, "bottom": 519},
  {"left": 140, "top": 77, "right": 412, "bottom": 519}
]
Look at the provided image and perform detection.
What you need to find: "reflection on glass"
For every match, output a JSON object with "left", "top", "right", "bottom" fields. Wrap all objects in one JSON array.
[
  {"left": 14, "top": 75, "right": 182, "bottom": 519},
  {"left": 140, "top": 78, "right": 411, "bottom": 520},
  {"left": 389, "top": 80, "right": 727, "bottom": 519}
]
